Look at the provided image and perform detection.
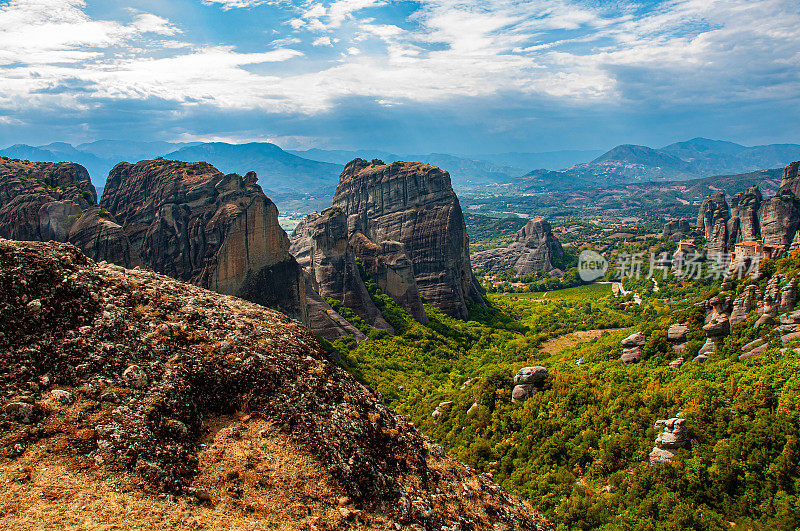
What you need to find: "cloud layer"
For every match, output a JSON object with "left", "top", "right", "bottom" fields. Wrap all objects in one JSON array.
[{"left": 1, "top": 0, "right": 798, "bottom": 151}]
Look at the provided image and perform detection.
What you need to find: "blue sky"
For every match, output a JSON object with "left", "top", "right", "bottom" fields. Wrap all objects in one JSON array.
[{"left": 0, "top": 0, "right": 798, "bottom": 154}]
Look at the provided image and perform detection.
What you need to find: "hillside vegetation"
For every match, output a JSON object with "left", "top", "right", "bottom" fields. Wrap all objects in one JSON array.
[{"left": 324, "top": 256, "right": 800, "bottom": 530}]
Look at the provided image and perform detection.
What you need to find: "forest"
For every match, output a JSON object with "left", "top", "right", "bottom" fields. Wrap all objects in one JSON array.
[{"left": 320, "top": 255, "right": 800, "bottom": 530}]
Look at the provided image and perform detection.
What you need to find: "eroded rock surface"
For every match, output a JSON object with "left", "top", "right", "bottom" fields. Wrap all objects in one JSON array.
[
  {"left": 649, "top": 418, "right": 688, "bottom": 464},
  {"left": 728, "top": 185, "right": 762, "bottom": 245},
  {"left": 511, "top": 366, "right": 548, "bottom": 403},
  {"left": 0, "top": 158, "right": 137, "bottom": 266},
  {"left": 100, "top": 159, "right": 306, "bottom": 322},
  {"left": 0, "top": 239, "right": 550, "bottom": 530},
  {"left": 332, "top": 159, "right": 484, "bottom": 320},
  {"left": 471, "top": 218, "right": 564, "bottom": 276},
  {"left": 620, "top": 332, "right": 646, "bottom": 363},
  {"left": 697, "top": 191, "right": 730, "bottom": 253}
]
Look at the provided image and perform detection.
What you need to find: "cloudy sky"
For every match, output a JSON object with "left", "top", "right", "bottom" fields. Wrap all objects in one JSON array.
[{"left": 0, "top": 0, "right": 799, "bottom": 153}]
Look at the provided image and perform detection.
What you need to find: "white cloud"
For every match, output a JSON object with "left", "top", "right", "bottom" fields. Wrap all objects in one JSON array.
[
  {"left": 312, "top": 36, "right": 333, "bottom": 46},
  {"left": 201, "top": 0, "right": 272, "bottom": 10}
]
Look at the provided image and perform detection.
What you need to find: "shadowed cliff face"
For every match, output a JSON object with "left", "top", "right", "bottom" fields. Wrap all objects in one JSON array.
[
  {"left": 291, "top": 208, "right": 394, "bottom": 333},
  {"left": 332, "top": 159, "right": 484, "bottom": 320},
  {"left": 100, "top": 159, "right": 306, "bottom": 323},
  {"left": 0, "top": 158, "right": 137, "bottom": 267}
]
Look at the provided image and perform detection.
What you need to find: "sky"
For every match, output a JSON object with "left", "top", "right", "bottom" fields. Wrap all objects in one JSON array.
[{"left": 0, "top": 0, "right": 799, "bottom": 154}]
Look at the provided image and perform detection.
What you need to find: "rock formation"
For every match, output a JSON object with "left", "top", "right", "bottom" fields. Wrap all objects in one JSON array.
[
  {"left": 289, "top": 208, "right": 393, "bottom": 333},
  {"left": 303, "top": 272, "right": 367, "bottom": 343},
  {"left": 760, "top": 194, "right": 800, "bottom": 249},
  {"left": 649, "top": 418, "right": 688, "bottom": 464},
  {"left": 667, "top": 323, "right": 688, "bottom": 361},
  {"left": 620, "top": 332, "right": 646, "bottom": 363},
  {"left": 100, "top": 159, "right": 306, "bottom": 323},
  {"left": 332, "top": 159, "right": 484, "bottom": 320},
  {"left": 0, "top": 239, "right": 550, "bottom": 530},
  {"left": 662, "top": 218, "right": 690, "bottom": 241},
  {"left": 728, "top": 185, "right": 762, "bottom": 244},
  {"left": 779, "top": 160, "right": 800, "bottom": 197},
  {"left": 470, "top": 218, "right": 564, "bottom": 276},
  {"left": 431, "top": 401, "right": 454, "bottom": 421},
  {"left": 511, "top": 366, "right": 548, "bottom": 403},
  {"left": 0, "top": 158, "right": 137, "bottom": 266},
  {"left": 349, "top": 231, "right": 428, "bottom": 323},
  {"left": 697, "top": 191, "right": 730, "bottom": 253},
  {"left": 730, "top": 285, "right": 759, "bottom": 325}
]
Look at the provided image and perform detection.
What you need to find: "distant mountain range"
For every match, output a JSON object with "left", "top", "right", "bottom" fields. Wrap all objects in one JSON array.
[
  {"left": 514, "top": 138, "right": 800, "bottom": 191},
  {"left": 3, "top": 137, "right": 798, "bottom": 214}
]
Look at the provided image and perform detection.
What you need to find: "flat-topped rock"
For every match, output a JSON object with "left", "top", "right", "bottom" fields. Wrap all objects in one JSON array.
[{"left": 470, "top": 218, "right": 564, "bottom": 276}]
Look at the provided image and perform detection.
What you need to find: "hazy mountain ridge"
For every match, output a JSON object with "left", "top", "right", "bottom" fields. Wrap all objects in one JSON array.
[{"left": 512, "top": 138, "right": 800, "bottom": 191}]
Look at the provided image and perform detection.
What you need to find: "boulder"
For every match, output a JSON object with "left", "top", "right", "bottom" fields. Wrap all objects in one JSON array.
[
  {"left": 668, "top": 357, "right": 685, "bottom": 369},
  {"left": 649, "top": 417, "right": 688, "bottom": 464},
  {"left": 332, "top": 159, "right": 484, "bottom": 320},
  {"left": 667, "top": 324, "right": 688, "bottom": 343},
  {"left": 101, "top": 161, "right": 307, "bottom": 323},
  {"left": 513, "top": 366, "right": 548, "bottom": 386},
  {"left": 471, "top": 218, "right": 564, "bottom": 276},
  {"left": 620, "top": 332, "right": 646, "bottom": 363},
  {"left": 431, "top": 401, "right": 454, "bottom": 421}
]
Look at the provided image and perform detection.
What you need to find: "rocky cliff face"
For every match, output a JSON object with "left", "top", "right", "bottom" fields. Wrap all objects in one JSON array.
[
  {"left": 728, "top": 185, "right": 762, "bottom": 244},
  {"left": 349, "top": 231, "right": 428, "bottom": 324},
  {"left": 0, "top": 239, "right": 549, "bottom": 530},
  {"left": 779, "top": 161, "right": 800, "bottom": 196},
  {"left": 470, "top": 218, "right": 563, "bottom": 275},
  {"left": 332, "top": 159, "right": 484, "bottom": 320},
  {"left": 759, "top": 193, "right": 800, "bottom": 248},
  {"left": 697, "top": 191, "right": 730, "bottom": 253},
  {"left": 289, "top": 208, "right": 393, "bottom": 333},
  {"left": 100, "top": 159, "right": 306, "bottom": 323},
  {"left": 662, "top": 218, "right": 690, "bottom": 241},
  {"left": 0, "top": 158, "right": 138, "bottom": 266}
]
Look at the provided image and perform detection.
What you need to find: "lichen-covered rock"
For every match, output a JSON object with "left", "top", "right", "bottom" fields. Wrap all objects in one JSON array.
[
  {"left": 332, "top": 159, "right": 484, "bottom": 320},
  {"left": 471, "top": 218, "right": 564, "bottom": 276},
  {"left": 349, "top": 231, "right": 427, "bottom": 323},
  {"left": 289, "top": 208, "right": 393, "bottom": 333},
  {"left": 697, "top": 192, "right": 730, "bottom": 252},
  {"left": 649, "top": 417, "right": 688, "bottom": 464},
  {"left": 101, "top": 160, "right": 306, "bottom": 323},
  {"left": 0, "top": 239, "right": 550, "bottom": 530}
]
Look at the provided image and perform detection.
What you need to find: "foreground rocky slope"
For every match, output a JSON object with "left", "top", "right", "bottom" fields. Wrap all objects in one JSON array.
[
  {"left": 0, "top": 240, "right": 549, "bottom": 530},
  {"left": 0, "top": 157, "right": 138, "bottom": 266},
  {"left": 100, "top": 159, "right": 306, "bottom": 323},
  {"left": 470, "top": 218, "right": 563, "bottom": 276},
  {"left": 331, "top": 159, "right": 484, "bottom": 320}
]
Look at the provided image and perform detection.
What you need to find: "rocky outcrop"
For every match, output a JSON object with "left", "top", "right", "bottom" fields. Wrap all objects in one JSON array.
[
  {"left": 780, "top": 278, "right": 797, "bottom": 313},
  {"left": 471, "top": 218, "right": 564, "bottom": 276},
  {"left": 730, "top": 285, "right": 759, "bottom": 325},
  {"left": 667, "top": 323, "right": 688, "bottom": 358},
  {"left": 0, "top": 158, "right": 137, "bottom": 266},
  {"left": 662, "top": 219, "right": 690, "bottom": 241},
  {"left": 303, "top": 272, "right": 367, "bottom": 343},
  {"left": 100, "top": 159, "right": 306, "bottom": 323},
  {"left": 728, "top": 185, "right": 762, "bottom": 245},
  {"left": 511, "top": 366, "right": 548, "bottom": 403},
  {"left": 332, "top": 159, "right": 484, "bottom": 320},
  {"left": 779, "top": 161, "right": 800, "bottom": 197},
  {"left": 620, "top": 332, "right": 646, "bottom": 363},
  {"left": 289, "top": 208, "right": 393, "bottom": 333},
  {"left": 0, "top": 239, "right": 550, "bottom": 529},
  {"left": 759, "top": 194, "right": 800, "bottom": 249},
  {"left": 349, "top": 231, "right": 428, "bottom": 323},
  {"left": 697, "top": 192, "right": 730, "bottom": 253},
  {"left": 431, "top": 401, "right": 454, "bottom": 422},
  {"left": 649, "top": 418, "right": 688, "bottom": 464}
]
